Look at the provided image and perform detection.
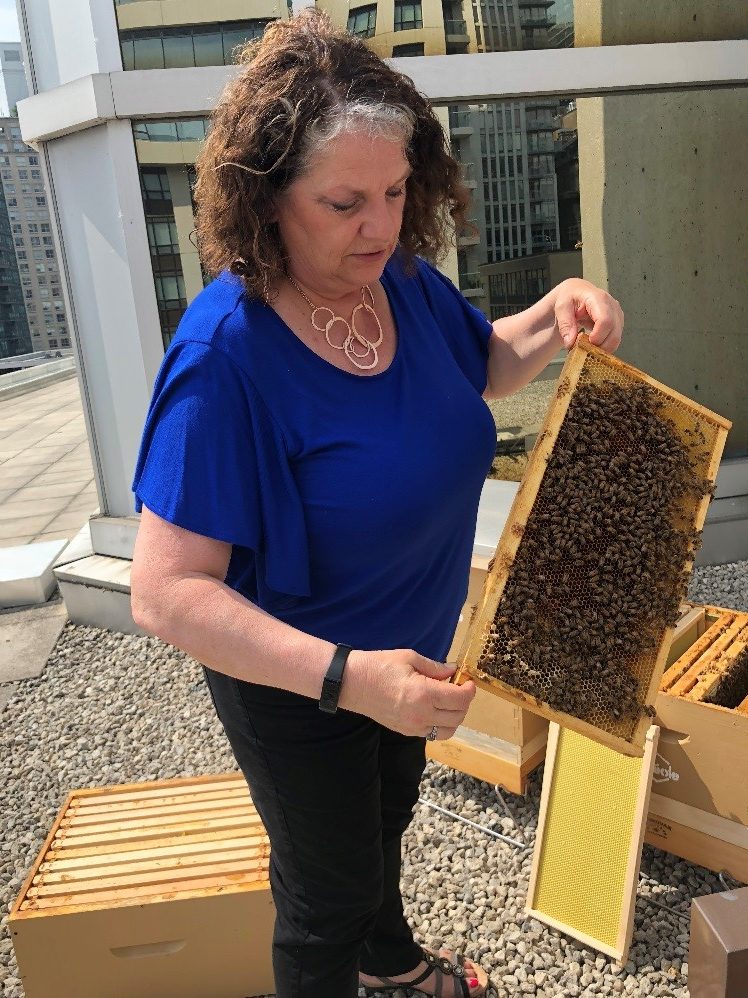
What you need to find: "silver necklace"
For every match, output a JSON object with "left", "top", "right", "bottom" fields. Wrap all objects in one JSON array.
[{"left": 287, "top": 275, "right": 384, "bottom": 371}]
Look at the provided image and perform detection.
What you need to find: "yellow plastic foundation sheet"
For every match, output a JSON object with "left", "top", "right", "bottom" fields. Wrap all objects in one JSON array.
[{"left": 526, "top": 723, "right": 659, "bottom": 961}]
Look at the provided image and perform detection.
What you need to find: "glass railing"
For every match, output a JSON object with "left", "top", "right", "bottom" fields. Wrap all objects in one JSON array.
[{"left": 444, "top": 19, "right": 468, "bottom": 35}]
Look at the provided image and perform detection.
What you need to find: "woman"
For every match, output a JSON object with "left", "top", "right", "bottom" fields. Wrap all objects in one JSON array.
[{"left": 130, "top": 10, "right": 623, "bottom": 998}]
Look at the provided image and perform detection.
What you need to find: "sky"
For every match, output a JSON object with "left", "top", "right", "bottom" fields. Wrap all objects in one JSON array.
[{"left": 0, "top": 0, "right": 20, "bottom": 43}]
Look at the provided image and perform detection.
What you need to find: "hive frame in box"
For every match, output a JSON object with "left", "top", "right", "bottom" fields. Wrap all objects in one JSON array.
[
  {"left": 526, "top": 724, "right": 659, "bottom": 962},
  {"left": 454, "top": 335, "right": 731, "bottom": 758}
]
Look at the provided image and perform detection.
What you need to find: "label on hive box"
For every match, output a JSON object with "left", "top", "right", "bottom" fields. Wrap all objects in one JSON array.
[
  {"left": 646, "top": 816, "right": 673, "bottom": 841},
  {"left": 653, "top": 753, "right": 681, "bottom": 784}
]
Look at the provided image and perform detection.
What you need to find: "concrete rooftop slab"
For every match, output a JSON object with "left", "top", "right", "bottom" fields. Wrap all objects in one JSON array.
[
  {"left": 0, "top": 598, "right": 68, "bottom": 683},
  {"left": 0, "top": 377, "right": 99, "bottom": 549}
]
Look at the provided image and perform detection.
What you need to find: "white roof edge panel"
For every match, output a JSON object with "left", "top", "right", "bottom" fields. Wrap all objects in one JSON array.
[
  {"left": 15, "top": 39, "right": 748, "bottom": 145},
  {"left": 17, "top": 73, "right": 115, "bottom": 146}
]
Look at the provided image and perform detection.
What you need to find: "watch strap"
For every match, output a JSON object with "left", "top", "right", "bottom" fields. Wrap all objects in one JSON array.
[{"left": 319, "top": 643, "right": 353, "bottom": 714}]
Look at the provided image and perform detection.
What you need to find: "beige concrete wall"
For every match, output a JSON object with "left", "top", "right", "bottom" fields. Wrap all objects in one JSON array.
[
  {"left": 575, "top": 0, "right": 748, "bottom": 46},
  {"left": 433, "top": 105, "right": 460, "bottom": 287},
  {"left": 116, "top": 0, "right": 290, "bottom": 31},
  {"left": 549, "top": 250, "right": 582, "bottom": 286},
  {"left": 575, "top": 4, "right": 748, "bottom": 456},
  {"left": 167, "top": 166, "right": 204, "bottom": 304}
]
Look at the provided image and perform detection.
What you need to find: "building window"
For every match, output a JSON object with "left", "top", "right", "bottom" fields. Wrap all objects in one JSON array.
[
  {"left": 347, "top": 4, "right": 377, "bottom": 38},
  {"left": 120, "top": 20, "right": 273, "bottom": 71},
  {"left": 139, "top": 167, "right": 172, "bottom": 205},
  {"left": 146, "top": 218, "right": 179, "bottom": 256},
  {"left": 61, "top": 338, "right": 70, "bottom": 347},
  {"left": 394, "top": 1, "right": 423, "bottom": 31},
  {"left": 392, "top": 43, "right": 425, "bottom": 56},
  {"left": 45, "top": 249, "right": 54, "bottom": 258},
  {"left": 36, "top": 196, "right": 46, "bottom": 206},
  {"left": 48, "top": 339, "right": 58, "bottom": 347},
  {"left": 132, "top": 118, "right": 208, "bottom": 143}
]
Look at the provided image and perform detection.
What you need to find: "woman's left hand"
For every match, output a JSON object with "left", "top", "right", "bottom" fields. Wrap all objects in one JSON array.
[{"left": 553, "top": 278, "right": 624, "bottom": 354}]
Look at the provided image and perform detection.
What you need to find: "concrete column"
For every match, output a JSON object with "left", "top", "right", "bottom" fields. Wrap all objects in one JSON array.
[
  {"left": 18, "top": 0, "right": 164, "bottom": 517},
  {"left": 575, "top": 2, "right": 748, "bottom": 456}
]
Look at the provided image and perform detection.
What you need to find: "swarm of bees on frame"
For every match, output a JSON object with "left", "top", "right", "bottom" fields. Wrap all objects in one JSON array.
[{"left": 478, "top": 365, "right": 718, "bottom": 737}]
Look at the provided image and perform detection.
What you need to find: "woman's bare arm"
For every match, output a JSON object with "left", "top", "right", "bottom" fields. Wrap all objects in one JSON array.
[
  {"left": 130, "top": 505, "right": 475, "bottom": 735},
  {"left": 483, "top": 278, "right": 624, "bottom": 400}
]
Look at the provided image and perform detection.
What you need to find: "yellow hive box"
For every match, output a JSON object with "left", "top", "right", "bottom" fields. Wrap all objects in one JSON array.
[{"left": 9, "top": 773, "right": 275, "bottom": 998}]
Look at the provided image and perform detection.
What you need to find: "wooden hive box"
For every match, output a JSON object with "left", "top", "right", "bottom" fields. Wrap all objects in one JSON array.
[
  {"left": 646, "top": 603, "right": 748, "bottom": 883},
  {"left": 427, "top": 553, "right": 549, "bottom": 793},
  {"left": 454, "top": 335, "right": 731, "bottom": 757},
  {"left": 8, "top": 773, "right": 275, "bottom": 998}
]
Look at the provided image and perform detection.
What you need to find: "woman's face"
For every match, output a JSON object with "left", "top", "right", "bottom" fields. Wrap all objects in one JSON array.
[{"left": 274, "top": 129, "right": 412, "bottom": 299}]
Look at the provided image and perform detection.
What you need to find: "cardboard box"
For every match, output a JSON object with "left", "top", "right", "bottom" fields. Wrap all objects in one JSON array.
[
  {"left": 9, "top": 773, "right": 275, "bottom": 998},
  {"left": 427, "top": 555, "right": 549, "bottom": 793},
  {"left": 689, "top": 885, "right": 748, "bottom": 997}
]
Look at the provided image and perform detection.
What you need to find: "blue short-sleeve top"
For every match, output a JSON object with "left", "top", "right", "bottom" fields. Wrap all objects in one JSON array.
[{"left": 131, "top": 251, "right": 497, "bottom": 661}]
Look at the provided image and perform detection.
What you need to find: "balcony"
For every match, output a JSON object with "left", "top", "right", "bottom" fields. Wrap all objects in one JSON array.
[
  {"left": 457, "top": 228, "right": 480, "bottom": 247},
  {"left": 461, "top": 162, "right": 477, "bottom": 190},
  {"left": 459, "top": 273, "right": 485, "bottom": 298},
  {"left": 449, "top": 109, "right": 474, "bottom": 137},
  {"left": 526, "top": 118, "right": 555, "bottom": 131},
  {"left": 520, "top": 12, "right": 557, "bottom": 28},
  {"left": 444, "top": 18, "right": 468, "bottom": 41}
]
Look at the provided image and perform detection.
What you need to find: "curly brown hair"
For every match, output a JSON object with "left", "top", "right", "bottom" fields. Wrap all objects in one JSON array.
[{"left": 193, "top": 7, "right": 471, "bottom": 300}]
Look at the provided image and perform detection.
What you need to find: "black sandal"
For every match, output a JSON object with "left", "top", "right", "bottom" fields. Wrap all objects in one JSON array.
[{"left": 360, "top": 946, "right": 498, "bottom": 997}]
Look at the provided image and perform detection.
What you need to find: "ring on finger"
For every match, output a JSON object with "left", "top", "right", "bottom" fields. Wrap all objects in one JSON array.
[{"left": 426, "top": 725, "right": 438, "bottom": 741}]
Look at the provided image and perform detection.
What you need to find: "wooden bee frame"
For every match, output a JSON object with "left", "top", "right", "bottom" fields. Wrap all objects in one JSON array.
[
  {"left": 454, "top": 335, "right": 731, "bottom": 757},
  {"left": 526, "top": 723, "right": 659, "bottom": 961}
]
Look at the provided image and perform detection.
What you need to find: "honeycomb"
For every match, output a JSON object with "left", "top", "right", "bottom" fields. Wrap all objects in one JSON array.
[{"left": 470, "top": 347, "right": 728, "bottom": 744}]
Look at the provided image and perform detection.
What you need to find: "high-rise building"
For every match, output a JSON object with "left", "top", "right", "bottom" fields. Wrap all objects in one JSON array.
[
  {"left": 0, "top": 173, "right": 31, "bottom": 359},
  {"left": 0, "top": 118, "right": 69, "bottom": 352},
  {"left": 0, "top": 42, "right": 27, "bottom": 117}
]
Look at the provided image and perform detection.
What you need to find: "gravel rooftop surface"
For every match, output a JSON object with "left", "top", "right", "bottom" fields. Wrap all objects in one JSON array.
[{"left": 2, "top": 561, "right": 747, "bottom": 998}]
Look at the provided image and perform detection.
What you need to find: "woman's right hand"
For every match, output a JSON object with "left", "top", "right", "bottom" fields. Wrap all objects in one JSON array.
[{"left": 339, "top": 648, "right": 476, "bottom": 740}]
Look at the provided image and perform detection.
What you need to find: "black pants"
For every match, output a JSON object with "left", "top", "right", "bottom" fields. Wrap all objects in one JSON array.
[{"left": 202, "top": 666, "right": 427, "bottom": 998}]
